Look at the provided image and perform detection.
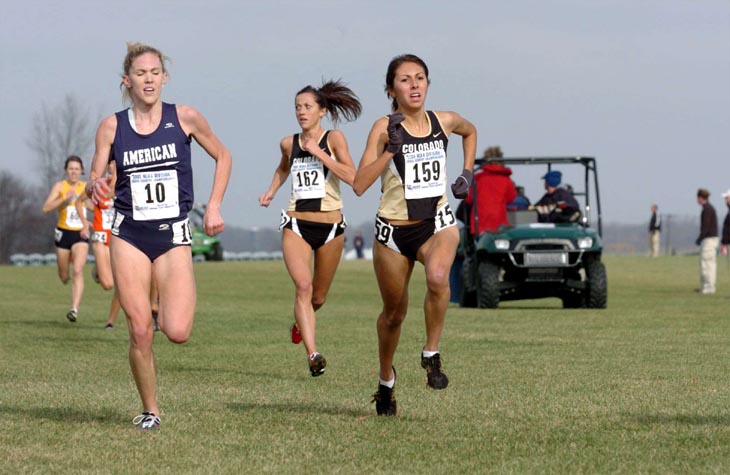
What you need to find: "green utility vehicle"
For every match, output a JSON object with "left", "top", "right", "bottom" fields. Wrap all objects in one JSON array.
[
  {"left": 459, "top": 157, "right": 607, "bottom": 309},
  {"left": 190, "top": 204, "right": 224, "bottom": 261}
]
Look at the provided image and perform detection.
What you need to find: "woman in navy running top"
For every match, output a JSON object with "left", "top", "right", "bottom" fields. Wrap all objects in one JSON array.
[
  {"left": 353, "top": 54, "right": 477, "bottom": 416},
  {"left": 259, "top": 80, "right": 361, "bottom": 377},
  {"left": 86, "top": 43, "right": 232, "bottom": 430}
]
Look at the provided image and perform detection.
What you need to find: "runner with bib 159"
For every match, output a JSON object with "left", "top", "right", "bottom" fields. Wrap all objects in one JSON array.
[{"left": 353, "top": 54, "right": 477, "bottom": 416}]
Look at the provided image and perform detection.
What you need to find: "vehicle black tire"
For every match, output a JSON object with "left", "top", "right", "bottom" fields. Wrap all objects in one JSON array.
[
  {"left": 562, "top": 294, "right": 585, "bottom": 308},
  {"left": 208, "top": 242, "right": 224, "bottom": 262},
  {"left": 585, "top": 260, "right": 607, "bottom": 308},
  {"left": 459, "top": 257, "right": 477, "bottom": 308},
  {"left": 477, "top": 260, "right": 500, "bottom": 309},
  {"left": 460, "top": 286, "right": 477, "bottom": 308}
]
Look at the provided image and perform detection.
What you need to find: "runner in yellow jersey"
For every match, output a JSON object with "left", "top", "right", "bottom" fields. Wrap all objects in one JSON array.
[{"left": 42, "top": 155, "right": 90, "bottom": 322}]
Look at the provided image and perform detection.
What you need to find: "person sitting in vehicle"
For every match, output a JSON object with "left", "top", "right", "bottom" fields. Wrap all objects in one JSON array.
[
  {"left": 464, "top": 146, "right": 517, "bottom": 235},
  {"left": 507, "top": 185, "right": 530, "bottom": 211},
  {"left": 533, "top": 170, "right": 581, "bottom": 223}
]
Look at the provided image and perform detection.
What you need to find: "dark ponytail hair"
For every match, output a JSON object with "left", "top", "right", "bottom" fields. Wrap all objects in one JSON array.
[
  {"left": 384, "top": 54, "right": 430, "bottom": 112},
  {"left": 296, "top": 79, "right": 362, "bottom": 126}
]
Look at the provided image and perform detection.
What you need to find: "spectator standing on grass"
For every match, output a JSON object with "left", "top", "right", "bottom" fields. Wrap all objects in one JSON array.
[
  {"left": 258, "top": 80, "right": 361, "bottom": 377},
  {"left": 353, "top": 231, "right": 365, "bottom": 259},
  {"left": 42, "top": 155, "right": 90, "bottom": 323},
  {"left": 695, "top": 188, "right": 718, "bottom": 294},
  {"left": 648, "top": 204, "right": 661, "bottom": 257},
  {"left": 86, "top": 42, "right": 231, "bottom": 430},
  {"left": 720, "top": 189, "right": 730, "bottom": 256},
  {"left": 463, "top": 146, "right": 516, "bottom": 235},
  {"left": 353, "top": 53, "right": 477, "bottom": 416}
]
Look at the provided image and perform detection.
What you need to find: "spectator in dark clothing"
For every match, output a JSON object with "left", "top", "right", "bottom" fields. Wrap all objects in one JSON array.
[
  {"left": 507, "top": 185, "right": 530, "bottom": 211},
  {"left": 353, "top": 232, "right": 365, "bottom": 259},
  {"left": 648, "top": 204, "right": 661, "bottom": 257},
  {"left": 464, "top": 146, "right": 517, "bottom": 235},
  {"left": 533, "top": 170, "right": 581, "bottom": 223},
  {"left": 696, "top": 188, "right": 718, "bottom": 294},
  {"left": 721, "top": 189, "right": 730, "bottom": 255}
]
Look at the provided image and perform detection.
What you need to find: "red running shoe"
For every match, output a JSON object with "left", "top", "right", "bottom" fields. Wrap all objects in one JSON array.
[{"left": 290, "top": 322, "right": 302, "bottom": 344}]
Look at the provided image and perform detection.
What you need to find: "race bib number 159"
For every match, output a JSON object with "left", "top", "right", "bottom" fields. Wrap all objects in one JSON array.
[{"left": 404, "top": 148, "right": 446, "bottom": 199}]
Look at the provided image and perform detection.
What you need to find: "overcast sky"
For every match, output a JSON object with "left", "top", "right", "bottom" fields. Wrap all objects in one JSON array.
[{"left": 1, "top": 0, "right": 728, "bottom": 229}]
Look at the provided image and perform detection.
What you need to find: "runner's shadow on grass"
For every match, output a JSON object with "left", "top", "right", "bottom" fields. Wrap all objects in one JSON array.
[
  {"left": 0, "top": 320, "right": 79, "bottom": 327},
  {"left": 33, "top": 335, "right": 122, "bottom": 344},
  {"left": 165, "top": 364, "right": 292, "bottom": 382},
  {"left": 485, "top": 307, "right": 570, "bottom": 311},
  {"left": 629, "top": 412, "right": 730, "bottom": 426},
  {"left": 0, "top": 320, "right": 118, "bottom": 335},
  {"left": 0, "top": 404, "right": 126, "bottom": 426},
  {"left": 227, "top": 401, "right": 392, "bottom": 420}
]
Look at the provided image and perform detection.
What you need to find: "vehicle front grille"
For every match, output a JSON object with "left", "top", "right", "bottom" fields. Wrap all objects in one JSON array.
[{"left": 514, "top": 239, "right": 574, "bottom": 251}]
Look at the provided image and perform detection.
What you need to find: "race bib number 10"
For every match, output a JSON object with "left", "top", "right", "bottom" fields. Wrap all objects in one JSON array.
[{"left": 131, "top": 170, "right": 180, "bottom": 221}]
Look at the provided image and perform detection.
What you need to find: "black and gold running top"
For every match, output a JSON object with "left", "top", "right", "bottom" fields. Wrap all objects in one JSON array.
[
  {"left": 287, "top": 130, "right": 343, "bottom": 212},
  {"left": 378, "top": 111, "right": 449, "bottom": 221}
]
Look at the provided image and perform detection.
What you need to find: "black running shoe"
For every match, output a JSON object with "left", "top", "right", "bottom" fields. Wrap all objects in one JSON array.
[
  {"left": 132, "top": 412, "right": 160, "bottom": 430},
  {"left": 104, "top": 323, "right": 114, "bottom": 330},
  {"left": 372, "top": 368, "right": 397, "bottom": 416},
  {"left": 309, "top": 352, "right": 327, "bottom": 377},
  {"left": 66, "top": 309, "right": 77, "bottom": 323},
  {"left": 152, "top": 311, "right": 160, "bottom": 332},
  {"left": 421, "top": 352, "right": 449, "bottom": 389}
]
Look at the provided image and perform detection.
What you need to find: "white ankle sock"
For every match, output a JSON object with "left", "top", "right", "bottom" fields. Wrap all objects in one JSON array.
[
  {"left": 379, "top": 377, "right": 395, "bottom": 388},
  {"left": 422, "top": 350, "right": 439, "bottom": 358}
]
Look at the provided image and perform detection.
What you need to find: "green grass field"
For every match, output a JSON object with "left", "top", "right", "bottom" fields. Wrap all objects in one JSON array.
[{"left": 2, "top": 255, "right": 730, "bottom": 474}]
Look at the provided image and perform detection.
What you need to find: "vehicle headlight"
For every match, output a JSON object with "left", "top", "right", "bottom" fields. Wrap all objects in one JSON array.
[
  {"left": 577, "top": 237, "right": 593, "bottom": 249},
  {"left": 494, "top": 239, "right": 510, "bottom": 250}
]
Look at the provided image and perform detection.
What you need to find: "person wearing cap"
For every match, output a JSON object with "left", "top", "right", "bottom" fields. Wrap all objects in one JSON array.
[
  {"left": 721, "top": 189, "right": 730, "bottom": 256},
  {"left": 695, "top": 188, "right": 718, "bottom": 294},
  {"left": 648, "top": 204, "right": 661, "bottom": 257},
  {"left": 533, "top": 170, "right": 580, "bottom": 223}
]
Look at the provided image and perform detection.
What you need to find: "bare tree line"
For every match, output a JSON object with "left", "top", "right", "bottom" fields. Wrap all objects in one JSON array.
[{"left": 0, "top": 94, "right": 98, "bottom": 263}]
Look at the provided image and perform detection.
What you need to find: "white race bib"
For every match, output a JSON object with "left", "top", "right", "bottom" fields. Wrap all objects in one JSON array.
[
  {"left": 172, "top": 218, "right": 192, "bottom": 245},
  {"left": 404, "top": 148, "right": 446, "bottom": 199},
  {"left": 101, "top": 203, "right": 115, "bottom": 230},
  {"left": 291, "top": 157, "right": 325, "bottom": 200},
  {"left": 130, "top": 170, "right": 180, "bottom": 221},
  {"left": 434, "top": 203, "right": 457, "bottom": 232},
  {"left": 65, "top": 205, "right": 83, "bottom": 228}
]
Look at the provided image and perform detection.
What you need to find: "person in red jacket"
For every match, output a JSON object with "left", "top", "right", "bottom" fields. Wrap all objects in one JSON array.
[{"left": 464, "top": 146, "right": 517, "bottom": 235}]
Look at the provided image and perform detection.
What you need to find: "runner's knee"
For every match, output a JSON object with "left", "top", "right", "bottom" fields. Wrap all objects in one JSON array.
[
  {"left": 425, "top": 265, "right": 450, "bottom": 292},
  {"left": 312, "top": 295, "right": 326, "bottom": 310},
  {"left": 380, "top": 308, "right": 407, "bottom": 328},
  {"left": 164, "top": 326, "right": 191, "bottom": 344},
  {"left": 128, "top": 321, "right": 154, "bottom": 348},
  {"left": 294, "top": 280, "right": 313, "bottom": 299}
]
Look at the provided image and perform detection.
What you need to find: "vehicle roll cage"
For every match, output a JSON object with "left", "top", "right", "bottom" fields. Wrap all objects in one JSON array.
[{"left": 474, "top": 156, "right": 602, "bottom": 237}]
